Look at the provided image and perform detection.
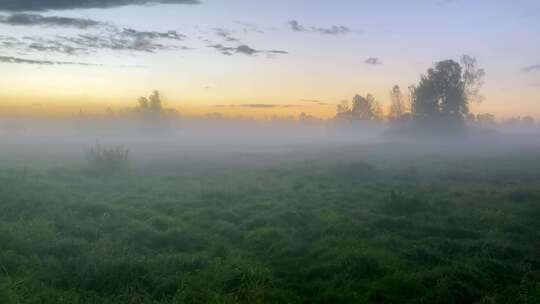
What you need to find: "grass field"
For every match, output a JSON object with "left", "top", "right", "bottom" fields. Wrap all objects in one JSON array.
[{"left": 1, "top": 140, "right": 540, "bottom": 303}]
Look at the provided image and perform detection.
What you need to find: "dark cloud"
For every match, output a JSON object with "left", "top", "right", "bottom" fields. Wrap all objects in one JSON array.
[
  {"left": 0, "top": 12, "right": 187, "bottom": 55},
  {"left": 313, "top": 25, "right": 350, "bottom": 35},
  {"left": 236, "top": 22, "right": 264, "bottom": 34},
  {"left": 266, "top": 49, "right": 288, "bottom": 55},
  {"left": 0, "top": 0, "right": 201, "bottom": 12},
  {"left": 214, "top": 28, "right": 240, "bottom": 42},
  {"left": 25, "top": 36, "right": 85, "bottom": 55},
  {"left": 0, "top": 55, "right": 101, "bottom": 66},
  {"left": 364, "top": 57, "right": 382, "bottom": 65},
  {"left": 0, "top": 35, "right": 26, "bottom": 48},
  {"left": 437, "top": 0, "right": 460, "bottom": 5},
  {"left": 301, "top": 99, "right": 329, "bottom": 106},
  {"left": 236, "top": 44, "right": 257, "bottom": 55},
  {"left": 0, "top": 14, "right": 186, "bottom": 44},
  {"left": 0, "top": 13, "right": 104, "bottom": 28},
  {"left": 209, "top": 43, "right": 287, "bottom": 56},
  {"left": 209, "top": 43, "right": 233, "bottom": 55},
  {"left": 121, "top": 28, "right": 185, "bottom": 41},
  {"left": 0, "top": 35, "right": 81, "bottom": 54},
  {"left": 0, "top": 26, "right": 188, "bottom": 55},
  {"left": 522, "top": 64, "right": 540, "bottom": 73},
  {"left": 58, "top": 31, "right": 181, "bottom": 53},
  {"left": 289, "top": 20, "right": 304, "bottom": 32},
  {"left": 288, "top": 20, "right": 350, "bottom": 35}
]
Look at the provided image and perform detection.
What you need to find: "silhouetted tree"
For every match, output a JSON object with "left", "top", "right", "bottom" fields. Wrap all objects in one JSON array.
[
  {"left": 461, "top": 55, "right": 485, "bottom": 104},
  {"left": 409, "top": 56, "right": 484, "bottom": 135},
  {"left": 135, "top": 90, "right": 177, "bottom": 131},
  {"left": 522, "top": 116, "right": 535, "bottom": 126},
  {"left": 465, "top": 113, "right": 476, "bottom": 124},
  {"left": 137, "top": 90, "right": 163, "bottom": 114},
  {"left": 299, "top": 112, "right": 317, "bottom": 122},
  {"left": 388, "top": 85, "right": 407, "bottom": 121},
  {"left": 476, "top": 113, "right": 497, "bottom": 127},
  {"left": 336, "top": 100, "right": 351, "bottom": 114},
  {"left": 336, "top": 94, "right": 383, "bottom": 122}
]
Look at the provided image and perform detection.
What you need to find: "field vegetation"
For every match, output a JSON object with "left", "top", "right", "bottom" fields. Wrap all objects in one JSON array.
[{"left": 1, "top": 141, "right": 539, "bottom": 303}]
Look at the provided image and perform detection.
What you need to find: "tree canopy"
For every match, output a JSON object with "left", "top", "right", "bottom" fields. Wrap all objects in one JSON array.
[
  {"left": 408, "top": 56, "right": 484, "bottom": 135},
  {"left": 336, "top": 93, "right": 383, "bottom": 122}
]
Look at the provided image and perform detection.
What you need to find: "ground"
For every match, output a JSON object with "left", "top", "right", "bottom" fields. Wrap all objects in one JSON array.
[{"left": 1, "top": 141, "right": 539, "bottom": 303}]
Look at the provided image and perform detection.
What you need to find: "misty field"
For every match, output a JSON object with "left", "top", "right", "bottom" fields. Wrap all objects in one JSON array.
[{"left": 1, "top": 140, "right": 540, "bottom": 304}]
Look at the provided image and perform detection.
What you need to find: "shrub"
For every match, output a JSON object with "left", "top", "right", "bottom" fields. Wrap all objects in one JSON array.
[
  {"left": 379, "top": 191, "right": 431, "bottom": 215},
  {"left": 85, "top": 143, "right": 130, "bottom": 174}
]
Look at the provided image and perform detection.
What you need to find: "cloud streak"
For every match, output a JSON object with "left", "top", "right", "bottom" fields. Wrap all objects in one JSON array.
[
  {"left": 214, "top": 28, "right": 240, "bottom": 42},
  {"left": 0, "top": 55, "right": 102, "bottom": 66},
  {"left": 0, "top": 13, "right": 104, "bottom": 28},
  {"left": 364, "top": 57, "right": 382, "bottom": 65},
  {"left": 209, "top": 43, "right": 287, "bottom": 56},
  {"left": 58, "top": 30, "right": 186, "bottom": 53},
  {"left": 0, "top": 0, "right": 201, "bottom": 12},
  {"left": 288, "top": 20, "right": 350, "bottom": 35},
  {"left": 522, "top": 64, "right": 540, "bottom": 73},
  {"left": 301, "top": 99, "right": 330, "bottom": 106},
  {"left": 0, "top": 25, "right": 188, "bottom": 55}
]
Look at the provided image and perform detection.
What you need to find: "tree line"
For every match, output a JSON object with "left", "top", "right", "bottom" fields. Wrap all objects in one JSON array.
[{"left": 334, "top": 55, "right": 490, "bottom": 136}]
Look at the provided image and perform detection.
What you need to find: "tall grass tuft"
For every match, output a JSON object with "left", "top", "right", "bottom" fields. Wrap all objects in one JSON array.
[{"left": 85, "top": 143, "right": 130, "bottom": 174}]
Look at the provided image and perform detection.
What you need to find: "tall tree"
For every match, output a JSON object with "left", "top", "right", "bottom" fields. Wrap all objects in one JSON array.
[
  {"left": 460, "top": 55, "right": 485, "bottom": 104},
  {"left": 335, "top": 94, "right": 382, "bottom": 122},
  {"left": 388, "top": 85, "right": 407, "bottom": 121},
  {"left": 410, "top": 56, "right": 483, "bottom": 130}
]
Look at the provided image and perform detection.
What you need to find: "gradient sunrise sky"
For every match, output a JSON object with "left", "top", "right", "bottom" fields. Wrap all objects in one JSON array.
[{"left": 0, "top": 0, "right": 539, "bottom": 118}]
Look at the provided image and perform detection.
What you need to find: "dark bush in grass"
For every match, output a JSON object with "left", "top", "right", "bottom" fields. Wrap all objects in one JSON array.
[
  {"left": 331, "top": 161, "right": 378, "bottom": 181},
  {"left": 507, "top": 189, "right": 537, "bottom": 202},
  {"left": 85, "top": 143, "right": 130, "bottom": 174},
  {"left": 379, "top": 191, "right": 432, "bottom": 215}
]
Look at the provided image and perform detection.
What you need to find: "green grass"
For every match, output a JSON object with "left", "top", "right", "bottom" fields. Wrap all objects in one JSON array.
[{"left": 1, "top": 143, "right": 540, "bottom": 303}]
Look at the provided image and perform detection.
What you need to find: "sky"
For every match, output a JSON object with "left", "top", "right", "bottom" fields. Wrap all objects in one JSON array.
[{"left": 0, "top": 0, "right": 539, "bottom": 119}]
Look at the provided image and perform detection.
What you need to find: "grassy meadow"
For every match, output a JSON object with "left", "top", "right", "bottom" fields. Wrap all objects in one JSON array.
[{"left": 1, "top": 140, "right": 540, "bottom": 303}]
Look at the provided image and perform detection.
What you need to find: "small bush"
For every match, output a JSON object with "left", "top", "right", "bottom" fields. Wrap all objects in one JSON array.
[
  {"left": 85, "top": 143, "right": 130, "bottom": 174},
  {"left": 507, "top": 189, "right": 537, "bottom": 202},
  {"left": 379, "top": 191, "right": 431, "bottom": 215}
]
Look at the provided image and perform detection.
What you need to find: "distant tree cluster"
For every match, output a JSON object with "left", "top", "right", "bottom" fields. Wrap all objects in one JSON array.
[
  {"left": 134, "top": 90, "right": 178, "bottom": 131},
  {"left": 388, "top": 85, "right": 406, "bottom": 121},
  {"left": 335, "top": 55, "right": 488, "bottom": 138},
  {"left": 137, "top": 90, "right": 164, "bottom": 114},
  {"left": 336, "top": 94, "right": 383, "bottom": 122}
]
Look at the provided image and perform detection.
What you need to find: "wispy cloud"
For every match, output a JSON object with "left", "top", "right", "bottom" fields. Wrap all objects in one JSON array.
[
  {"left": 209, "top": 43, "right": 287, "bottom": 56},
  {"left": 0, "top": 0, "right": 201, "bottom": 12},
  {"left": 0, "top": 55, "right": 102, "bottom": 66},
  {"left": 522, "top": 64, "right": 540, "bottom": 73},
  {"left": 236, "top": 22, "right": 264, "bottom": 34},
  {"left": 214, "top": 28, "right": 240, "bottom": 42},
  {"left": 301, "top": 99, "right": 330, "bottom": 106},
  {"left": 437, "top": 0, "right": 460, "bottom": 6},
  {"left": 58, "top": 31, "right": 186, "bottom": 53},
  {"left": 288, "top": 20, "right": 350, "bottom": 35},
  {"left": 0, "top": 13, "right": 104, "bottom": 28},
  {"left": 364, "top": 57, "right": 382, "bottom": 65},
  {"left": 0, "top": 26, "right": 189, "bottom": 56}
]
